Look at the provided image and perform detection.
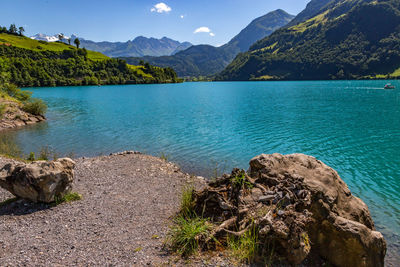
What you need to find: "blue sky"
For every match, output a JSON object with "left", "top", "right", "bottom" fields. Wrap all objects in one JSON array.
[{"left": 1, "top": 0, "right": 310, "bottom": 46}]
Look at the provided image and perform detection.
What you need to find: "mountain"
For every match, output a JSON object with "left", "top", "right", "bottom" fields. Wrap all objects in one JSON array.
[
  {"left": 222, "top": 9, "right": 295, "bottom": 54},
  {"left": 218, "top": 0, "right": 400, "bottom": 81},
  {"left": 286, "top": 0, "right": 334, "bottom": 27},
  {"left": 30, "top": 34, "right": 192, "bottom": 58},
  {"left": 125, "top": 45, "right": 235, "bottom": 78},
  {"left": 123, "top": 9, "right": 294, "bottom": 77},
  {"left": 0, "top": 31, "right": 180, "bottom": 87},
  {"left": 71, "top": 35, "right": 192, "bottom": 58}
]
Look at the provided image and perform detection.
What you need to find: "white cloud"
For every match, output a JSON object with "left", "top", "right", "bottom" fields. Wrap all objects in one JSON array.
[
  {"left": 194, "top": 27, "right": 211, "bottom": 34},
  {"left": 151, "top": 2, "right": 172, "bottom": 13},
  {"left": 194, "top": 27, "right": 215, "bottom": 37}
]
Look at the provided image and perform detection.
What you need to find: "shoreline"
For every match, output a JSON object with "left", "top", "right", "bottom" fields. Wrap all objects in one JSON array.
[
  {"left": 0, "top": 100, "right": 46, "bottom": 131},
  {"left": 0, "top": 152, "right": 398, "bottom": 265}
]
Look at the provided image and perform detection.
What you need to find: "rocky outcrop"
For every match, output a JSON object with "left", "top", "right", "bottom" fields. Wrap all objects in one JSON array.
[
  {"left": 0, "top": 101, "right": 45, "bottom": 131},
  {"left": 0, "top": 158, "right": 75, "bottom": 203},
  {"left": 192, "top": 153, "right": 386, "bottom": 266}
]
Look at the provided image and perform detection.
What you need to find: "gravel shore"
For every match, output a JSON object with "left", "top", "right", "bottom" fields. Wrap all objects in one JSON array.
[{"left": 0, "top": 153, "right": 209, "bottom": 266}]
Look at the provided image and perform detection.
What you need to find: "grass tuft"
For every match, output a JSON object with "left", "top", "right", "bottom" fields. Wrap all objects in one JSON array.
[
  {"left": 159, "top": 152, "right": 170, "bottom": 161},
  {"left": 26, "top": 152, "right": 35, "bottom": 161},
  {"left": 167, "top": 216, "right": 210, "bottom": 257},
  {"left": 227, "top": 224, "right": 259, "bottom": 263},
  {"left": 53, "top": 192, "right": 82, "bottom": 206},
  {"left": 180, "top": 185, "right": 195, "bottom": 217},
  {"left": 231, "top": 171, "right": 253, "bottom": 189}
]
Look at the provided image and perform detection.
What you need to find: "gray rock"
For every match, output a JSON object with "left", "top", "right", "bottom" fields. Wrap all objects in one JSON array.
[{"left": 0, "top": 158, "right": 75, "bottom": 203}]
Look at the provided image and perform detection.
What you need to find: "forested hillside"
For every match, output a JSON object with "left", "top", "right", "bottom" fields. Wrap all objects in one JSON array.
[
  {"left": 0, "top": 31, "right": 179, "bottom": 87},
  {"left": 218, "top": 0, "right": 400, "bottom": 81}
]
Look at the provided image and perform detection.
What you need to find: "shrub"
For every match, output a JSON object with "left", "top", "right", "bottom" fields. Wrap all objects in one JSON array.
[
  {"left": 2, "top": 83, "right": 32, "bottom": 101},
  {"left": 26, "top": 152, "right": 35, "bottom": 161},
  {"left": 22, "top": 98, "right": 47, "bottom": 116}
]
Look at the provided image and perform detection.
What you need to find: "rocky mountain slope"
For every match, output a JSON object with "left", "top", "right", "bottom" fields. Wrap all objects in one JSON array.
[{"left": 75, "top": 36, "right": 192, "bottom": 58}]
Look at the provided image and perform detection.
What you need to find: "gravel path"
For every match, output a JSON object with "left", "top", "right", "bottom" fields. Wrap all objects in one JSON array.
[{"left": 0, "top": 153, "right": 206, "bottom": 266}]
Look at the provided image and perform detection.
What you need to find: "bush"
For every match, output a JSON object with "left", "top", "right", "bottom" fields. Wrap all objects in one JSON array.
[
  {"left": 26, "top": 152, "right": 35, "bottom": 161},
  {"left": 2, "top": 83, "right": 32, "bottom": 101},
  {"left": 22, "top": 98, "right": 47, "bottom": 116}
]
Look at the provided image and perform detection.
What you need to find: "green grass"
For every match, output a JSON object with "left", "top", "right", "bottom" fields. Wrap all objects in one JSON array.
[
  {"left": 231, "top": 171, "right": 253, "bottom": 189},
  {"left": 0, "top": 33, "right": 109, "bottom": 61},
  {"left": 390, "top": 67, "right": 400, "bottom": 77},
  {"left": 289, "top": 11, "right": 329, "bottom": 33},
  {"left": 167, "top": 215, "right": 210, "bottom": 257},
  {"left": 180, "top": 185, "right": 195, "bottom": 217},
  {"left": 227, "top": 224, "right": 259, "bottom": 263},
  {"left": 159, "top": 152, "right": 170, "bottom": 161},
  {"left": 53, "top": 192, "right": 82, "bottom": 206}
]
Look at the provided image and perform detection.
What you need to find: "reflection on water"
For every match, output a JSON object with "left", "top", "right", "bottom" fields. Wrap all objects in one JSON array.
[{"left": 1, "top": 81, "right": 399, "bottom": 263}]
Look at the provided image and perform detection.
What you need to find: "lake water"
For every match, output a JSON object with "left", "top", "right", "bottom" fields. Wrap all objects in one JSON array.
[{"left": 2, "top": 81, "right": 400, "bottom": 263}]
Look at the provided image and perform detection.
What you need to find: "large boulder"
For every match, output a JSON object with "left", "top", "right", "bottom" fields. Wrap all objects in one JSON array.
[
  {"left": 192, "top": 153, "right": 386, "bottom": 266},
  {"left": 249, "top": 154, "right": 386, "bottom": 267},
  {"left": 0, "top": 158, "right": 75, "bottom": 203}
]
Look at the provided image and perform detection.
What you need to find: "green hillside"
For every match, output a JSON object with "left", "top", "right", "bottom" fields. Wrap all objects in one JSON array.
[
  {"left": 0, "top": 32, "right": 179, "bottom": 87},
  {"left": 218, "top": 0, "right": 400, "bottom": 81}
]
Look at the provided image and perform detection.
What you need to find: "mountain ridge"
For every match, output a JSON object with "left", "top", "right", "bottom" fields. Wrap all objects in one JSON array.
[
  {"left": 123, "top": 9, "right": 294, "bottom": 77},
  {"left": 30, "top": 34, "right": 193, "bottom": 58}
]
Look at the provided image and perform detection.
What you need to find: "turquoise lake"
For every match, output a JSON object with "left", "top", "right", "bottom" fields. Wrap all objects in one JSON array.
[{"left": 2, "top": 81, "right": 400, "bottom": 262}]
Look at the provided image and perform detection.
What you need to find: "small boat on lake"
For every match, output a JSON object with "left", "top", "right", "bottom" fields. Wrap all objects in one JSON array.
[{"left": 384, "top": 83, "right": 395, "bottom": 89}]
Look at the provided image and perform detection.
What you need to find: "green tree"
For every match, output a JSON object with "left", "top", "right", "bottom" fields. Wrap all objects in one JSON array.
[
  {"left": 8, "top": 24, "right": 17, "bottom": 34},
  {"left": 18, "top": 27, "right": 25, "bottom": 36},
  {"left": 74, "top": 38, "right": 80, "bottom": 49}
]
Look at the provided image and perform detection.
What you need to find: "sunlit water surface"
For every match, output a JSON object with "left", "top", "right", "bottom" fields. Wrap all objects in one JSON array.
[{"left": 3, "top": 81, "right": 399, "bottom": 263}]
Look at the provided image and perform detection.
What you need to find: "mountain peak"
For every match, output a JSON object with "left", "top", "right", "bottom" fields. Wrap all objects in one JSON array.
[{"left": 223, "top": 9, "right": 294, "bottom": 52}]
